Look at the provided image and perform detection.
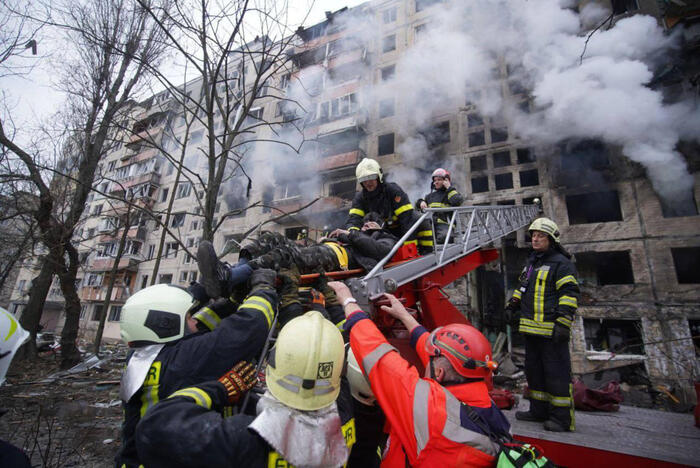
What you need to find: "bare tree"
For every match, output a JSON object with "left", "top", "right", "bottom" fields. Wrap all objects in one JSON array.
[{"left": 0, "top": 0, "right": 171, "bottom": 367}]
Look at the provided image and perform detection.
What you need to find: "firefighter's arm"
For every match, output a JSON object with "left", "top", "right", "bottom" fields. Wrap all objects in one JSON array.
[
  {"left": 390, "top": 184, "right": 415, "bottom": 235},
  {"left": 347, "top": 230, "right": 394, "bottom": 260},
  {"left": 347, "top": 315, "right": 420, "bottom": 459},
  {"left": 445, "top": 187, "right": 464, "bottom": 206},
  {"left": 192, "top": 298, "right": 238, "bottom": 332},
  {"left": 345, "top": 193, "right": 365, "bottom": 231},
  {"left": 554, "top": 261, "right": 579, "bottom": 329},
  {"left": 135, "top": 380, "right": 267, "bottom": 468}
]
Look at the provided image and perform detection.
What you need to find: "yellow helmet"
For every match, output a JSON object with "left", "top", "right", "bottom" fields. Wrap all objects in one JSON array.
[
  {"left": 346, "top": 346, "right": 375, "bottom": 406},
  {"left": 120, "top": 284, "right": 195, "bottom": 345},
  {"left": 528, "top": 217, "right": 560, "bottom": 243},
  {"left": 356, "top": 158, "right": 383, "bottom": 183},
  {"left": 266, "top": 311, "right": 344, "bottom": 411}
]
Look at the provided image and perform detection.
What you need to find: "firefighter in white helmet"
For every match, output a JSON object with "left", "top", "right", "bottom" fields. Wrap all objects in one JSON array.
[
  {"left": 416, "top": 167, "right": 464, "bottom": 246},
  {"left": 116, "top": 269, "right": 278, "bottom": 468},
  {"left": 135, "top": 311, "right": 355, "bottom": 468},
  {"left": 507, "top": 217, "right": 579, "bottom": 432},
  {"left": 346, "top": 158, "right": 431, "bottom": 250},
  {"left": 0, "top": 308, "right": 32, "bottom": 467}
]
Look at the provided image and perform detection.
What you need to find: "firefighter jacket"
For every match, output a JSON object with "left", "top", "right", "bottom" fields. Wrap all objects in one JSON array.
[
  {"left": 345, "top": 313, "right": 508, "bottom": 467},
  {"left": 510, "top": 248, "right": 579, "bottom": 338},
  {"left": 337, "top": 229, "right": 399, "bottom": 271},
  {"left": 346, "top": 182, "right": 415, "bottom": 241},
  {"left": 416, "top": 185, "right": 464, "bottom": 224},
  {"left": 115, "top": 289, "right": 277, "bottom": 468},
  {"left": 134, "top": 378, "right": 356, "bottom": 468}
]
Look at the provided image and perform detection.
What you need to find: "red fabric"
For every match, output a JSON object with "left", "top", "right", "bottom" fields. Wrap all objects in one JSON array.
[
  {"left": 489, "top": 388, "right": 515, "bottom": 410},
  {"left": 573, "top": 379, "right": 623, "bottom": 412},
  {"left": 350, "top": 318, "right": 496, "bottom": 467}
]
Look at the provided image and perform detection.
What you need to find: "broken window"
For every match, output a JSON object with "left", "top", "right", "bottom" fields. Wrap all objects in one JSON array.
[
  {"left": 108, "top": 306, "right": 122, "bottom": 322},
  {"left": 329, "top": 179, "right": 356, "bottom": 200},
  {"left": 378, "top": 133, "right": 395, "bottom": 156},
  {"left": 671, "top": 247, "right": 700, "bottom": 284},
  {"left": 382, "top": 6, "right": 397, "bottom": 23},
  {"left": 92, "top": 305, "right": 103, "bottom": 322},
  {"left": 490, "top": 127, "right": 508, "bottom": 143},
  {"left": 575, "top": 251, "right": 635, "bottom": 285},
  {"left": 416, "top": 0, "right": 443, "bottom": 12},
  {"left": 509, "top": 80, "right": 526, "bottom": 95},
  {"left": 170, "top": 213, "right": 185, "bottom": 228},
  {"left": 381, "top": 65, "right": 395, "bottom": 81},
  {"left": 566, "top": 190, "right": 623, "bottom": 224},
  {"left": 420, "top": 121, "right": 450, "bottom": 148},
  {"left": 175, "top": 182, "right": 191, "bottom": 199},
  {"left": 519, "top": 169, "right": 539, "bottom": 187},
  {"left": 470, "top": 155, "right": 487, "bottom": 172},
  {"left": 560, "top": 139, "right": 610, "bottom": 174},
  {"left": 612, "top": 0, "right": 639, "bottom": 15},
  {"left": 379, "top": 98, "right": 395, "bottom": 118},
  {"left": 493, "top": 151, "right": 511, "bottom": 168},
  {"left": 497, "top": 199, "right": 515, "bottom": 205},
  {"left": 468, "top": 131, "right": 485, "bottom": 147},
  {"left": 689, "top": 320, "right": 700, "bottom": 356},
  {"left": 659, "top": 193, "right": 698, "bottom": 218},
  {"left": 415, "top": 23, "right": 428, "bottom": 38},
  {"left": 519, "top": 100, "right": 531, "bottom": 113},
  {"left": 584, "top": 319, "right": 644, "bottom": 355},
  {"left": 467, "top": 113, "right": 483, "bottom": 127},
  {"left": 159, "top": 274, "right": 173, "bottom": 284},
  {"left": 517, "top": 147, "right": 535, "bottom": 164},
  {"left": 471, "top": 176, "right": 489, "bottom": 193},
  {"left": 494, "top": 173, "right": 514, "bottom": 190},
  {"left": 523, "top": 196, "right": 542, "bottom": 205},
  {"left": 382, "top": 35, "right": 396, "bottom": 53}
]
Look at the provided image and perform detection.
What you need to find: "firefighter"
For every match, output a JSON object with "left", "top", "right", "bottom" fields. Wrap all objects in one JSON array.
[
  {"left": 135, "top": 311, "right": 355, "bottom": 468},
  {"left": 328, "top": 282, "right": 511, "bottom": 467},
  {"left": 346, "top": 158, "right": 433, "bottom": 250},
  {"left": 115, "top": 269, "right": 277, "bottom": 468},
  {"left": 0, "top": 308, "right": 32, "bottom": 468},
  {"left": 416, "top": 168, "right": 464, "bottom": 245},
  {"left": 507, "top": 217, "right": 579, "bottom": 432}
]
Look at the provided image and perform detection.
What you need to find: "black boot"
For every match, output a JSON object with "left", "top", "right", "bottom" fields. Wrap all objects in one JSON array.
[
  {"left": 515, "top": 411, "right": 547, "bottom": 423},
  {"left": 543, "top": 419, "right": 570, "bottom": 432},
  {"left": 197, "top": 241, "right": 232, "bottom": 298}
]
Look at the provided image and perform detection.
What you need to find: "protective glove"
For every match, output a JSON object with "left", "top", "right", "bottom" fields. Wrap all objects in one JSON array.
[
  {"left": 552, "top": 322, "right": 571, "bottom": 343},
  {"left": 250, "top": 268, "right": 277, "bottom": 292},
  {"left": 504, "top": 298, "right": 520, "bottom": 326},
  {"left": 278, "top": 264, "right": 301, "bottom": 309},
  {"left": 218, "top": 361, "right": 258, "bottom": 404},
  {"left": 187, "top": 281, "right": 210, "bottom": 313}
]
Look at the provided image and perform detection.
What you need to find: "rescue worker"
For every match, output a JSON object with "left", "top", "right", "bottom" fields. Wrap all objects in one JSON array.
[
  {"left": 506, "top": 217, "right": 579, "bottom": 432},
  {"left": 197, "top": 213, "right": 398, "bottom": 299},
  {"left": 416, "top": 168, "right": 464, "bottom": 245},
  {"left": 135, "top": 311, "right": 354, "bottom": 468},
  {"left": 346, "top": 158, "right": 433, "bottom": 250},
  {"left": 115, "top": 269, "right": 277, "bottom": 468},
  {"left": 0, "top": 308, "right": 32, "bottom": 468},
  {"left": 328, "top": 282, "right": 510, "bottom": 467}
]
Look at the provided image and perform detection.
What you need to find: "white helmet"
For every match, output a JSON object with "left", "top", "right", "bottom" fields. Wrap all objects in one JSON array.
[
  {"left": 266, "top": 311, "right": 345, "bottom": 411},
  {"left": 346, "top": 345, "right": 375, "bottom": 406},
  {"left": 120, "top": 284, "right": 195, "bottom": 345},
  {"left": 0, "top": 307, "right": 30, "bottom": 385},
  {"left": 356, "top": 158, "right": 383, "bottom": 183}
]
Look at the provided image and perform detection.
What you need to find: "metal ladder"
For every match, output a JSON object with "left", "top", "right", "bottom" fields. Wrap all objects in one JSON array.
[{"left": 347, "top": 204, "right": 540, "bottom": 305}]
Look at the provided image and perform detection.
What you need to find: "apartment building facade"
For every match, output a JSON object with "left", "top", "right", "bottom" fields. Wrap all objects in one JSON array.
[{"left": 8, "top": 0, "right": 700, "bottom": 401}]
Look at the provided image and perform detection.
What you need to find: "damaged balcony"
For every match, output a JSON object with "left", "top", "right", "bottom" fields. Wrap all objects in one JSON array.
[
  {"left": 98, "top": 226, "right": 147, "bottom": 243},
  {"left": 79, "top": 285, "right": 128, "bottom": 302},
  {"left": 87, "top": 256, "right": 138, "bottom": 272},
  {"left": 109, "top": 172, "right": 161, "bottom": 196}
]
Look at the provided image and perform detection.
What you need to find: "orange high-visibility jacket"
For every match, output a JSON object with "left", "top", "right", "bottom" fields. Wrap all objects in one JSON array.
[{"left": 348, "top": 315, "right": 502, "bottom": 467}]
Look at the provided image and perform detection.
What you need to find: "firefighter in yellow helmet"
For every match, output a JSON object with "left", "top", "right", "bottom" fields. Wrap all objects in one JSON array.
[
  {"left": 346, "top": 158, "right": 431, "bottom": 250},
  {"left": 135, "top": 311, "right": 355, "bottom": 468},
  {"left": 507, "top": 217, "right": 579, "bottom": 432}
]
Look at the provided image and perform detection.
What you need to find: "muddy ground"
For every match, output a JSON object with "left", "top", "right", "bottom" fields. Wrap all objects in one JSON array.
[{"left": 0, "top": 344, "right": 125, "bottom": 467}]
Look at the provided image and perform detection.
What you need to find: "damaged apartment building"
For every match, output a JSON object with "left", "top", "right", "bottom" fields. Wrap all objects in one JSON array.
[{"left": 7, "top": 0, "right": 700, "bottom": 405}]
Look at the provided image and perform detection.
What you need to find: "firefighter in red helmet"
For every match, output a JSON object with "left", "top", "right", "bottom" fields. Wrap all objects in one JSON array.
[
  {"left": 416, "top": 168, "right": 464, "bottom": 246},
  {"left": 328, "top": 282, "right": 510, "bottom": 467}
]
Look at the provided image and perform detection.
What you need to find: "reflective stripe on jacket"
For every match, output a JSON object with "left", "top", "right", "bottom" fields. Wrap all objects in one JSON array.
[
  {"left": 416, "top": 186, "right": 464, "bottom": 224},
  {"left": 510, "top": 249, "right": 579, "bottom": 337},
  {"left": 346, "top": 182, "right": 415, "bottom": 241},
  {"left": 348, "top": 315, "right": 502, "bottom": 467}
]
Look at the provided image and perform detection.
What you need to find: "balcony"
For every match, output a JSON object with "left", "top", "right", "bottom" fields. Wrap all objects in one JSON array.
[
  {"left": 316, "top": 150, "right": 362, "bottom": 172},
  {"left": 110, "top": 172, "right": 161, "bottom": 194},
  {"left": 120, "top": 147, "right": 158, "bottom": 165},
  {"left": 99, "top": 226, "right": 147, "bottom": 243},
  {"left": 129, "top": 124, "right": 163, "bottom": 145},
  {"left": 88, "top": 257, "right": 138, "bottom": 272},
  {"left": 79, "top": 285, "right": 128, "bottom": 302},
  {"left": 103, "top": 197, "right": 155, "bottom": 216},
  {"left": 316, "top": 114, "right": 364, "bottom": 137}
]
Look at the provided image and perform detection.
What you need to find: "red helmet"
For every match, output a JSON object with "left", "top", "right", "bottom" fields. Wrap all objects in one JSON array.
[
  {"left": 431, "top": 168, "right": 450, "bottom": 180},
  {"left": 424, "top": 324, "right": 497, "bottom": 379}
]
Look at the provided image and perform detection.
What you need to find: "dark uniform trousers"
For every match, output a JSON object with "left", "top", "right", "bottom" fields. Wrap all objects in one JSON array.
[{"left": 524, "top": 334, "right": 574, "bottom": 431}]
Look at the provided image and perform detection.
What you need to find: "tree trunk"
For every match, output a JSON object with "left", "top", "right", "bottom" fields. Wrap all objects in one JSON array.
[
  {"left": 56, "top": 243, "right": 82, "bottom": 369},
  {"left": 16, "top": 255, "right": 55, "bottom": 360},
  {"left": 93, "top": 207, "right": 132, "bottom": 355},
  {"left": 151, "top": 161, "right": 184, "bottom": 285}
]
